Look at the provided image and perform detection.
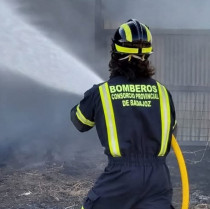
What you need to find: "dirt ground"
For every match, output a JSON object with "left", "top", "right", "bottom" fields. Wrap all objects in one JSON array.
[{"left": 0, "top": 146, "right": 209, "bottom": 209}]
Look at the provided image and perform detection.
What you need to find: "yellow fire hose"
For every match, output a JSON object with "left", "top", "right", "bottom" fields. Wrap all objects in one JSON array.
[{"left": 171, "top": 134, "right": 190, "bottom": 209}]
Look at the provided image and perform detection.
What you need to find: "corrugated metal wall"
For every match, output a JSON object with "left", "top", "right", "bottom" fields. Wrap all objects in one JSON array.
[
  {"left": 151, "top": 30, "right": 210, "bottom": 87},
  {"left": 150, "top": 30, "right": 210, "bottom": 144}
]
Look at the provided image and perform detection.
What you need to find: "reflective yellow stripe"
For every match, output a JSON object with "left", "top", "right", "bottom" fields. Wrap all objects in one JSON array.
[
  {"left": 120, "top": 23, "right": 132, "bottom": 42},
  {"left": 115, "top": 44, "right": 152, "bottom": 54},
  {"left": 115, "top": 44, "right": 138, "bottom": 54},
  {"left": 81, "top": 206, "right": 84, "bottom": 209},
  {"left": 142, "top": 23, "right": 152, "bottom": 42},
  {"left": 76, "top": 105, "right": 95, "bottom": 127},
  {"left": 142, "top": 47, "right": 153, "bottom": 54},
  {"left": 99, "top": 83, "right": 121, "bottom": 157},
  {"left": 157, "top": 82, "right": 171, "bottom": 156}
]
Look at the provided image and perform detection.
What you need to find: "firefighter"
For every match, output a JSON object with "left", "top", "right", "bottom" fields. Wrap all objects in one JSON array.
[{"left": 71, "top": 19, "right": 176, "bottom": 209}]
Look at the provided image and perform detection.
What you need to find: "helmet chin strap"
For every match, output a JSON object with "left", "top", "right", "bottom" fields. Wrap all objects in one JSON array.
[{"left": 119, "top": 54, "right": 146, "bottom": 61}]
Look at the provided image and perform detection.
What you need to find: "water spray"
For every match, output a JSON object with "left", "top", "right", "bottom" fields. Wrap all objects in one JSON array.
[{"left": 0, "top": 1, "right": 103, "bottom": 95}]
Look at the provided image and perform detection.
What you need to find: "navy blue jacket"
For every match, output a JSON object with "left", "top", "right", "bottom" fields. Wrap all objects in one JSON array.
[{"left": 71, "top": 76, "right": 176, "bottom": 157}]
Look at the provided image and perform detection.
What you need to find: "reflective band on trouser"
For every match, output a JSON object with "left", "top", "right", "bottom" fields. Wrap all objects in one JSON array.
[
  {"left": 157, "top": 82, "right": 171, "bottom": 156},
  {"left": 120, "top": 23, "right": 132, "bottom": 42},
  {"left": 99, "top": 83, "right": 121, "bottom": 157},
  {"left": 76, "top": 105, "right": 95, "bottom": 127}
]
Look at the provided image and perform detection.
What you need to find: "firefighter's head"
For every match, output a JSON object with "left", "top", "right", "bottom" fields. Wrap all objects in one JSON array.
[
  {"left": 112, "top": 19, "right": 153, "bottom": 61},
  {"left": 109, "top": 19, "right": 155, "bottom": 80}
]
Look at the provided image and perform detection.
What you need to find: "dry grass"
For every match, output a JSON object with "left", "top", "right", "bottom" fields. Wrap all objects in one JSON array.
[
  {"left": 0, "top": 162, "right": 96, "bottom": 209},
  {"left": 0, "top": 150, "right": 209, "bottom": 209}
]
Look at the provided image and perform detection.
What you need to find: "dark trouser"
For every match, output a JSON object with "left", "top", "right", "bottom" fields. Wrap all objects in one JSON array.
[{"left": 82, "top": 155, "right": 174, "bottom": 209}]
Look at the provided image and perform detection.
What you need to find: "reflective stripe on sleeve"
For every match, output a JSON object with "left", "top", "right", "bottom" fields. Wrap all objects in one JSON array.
[
  {"left": 99, "top": 83, "right": 121, "bottom": 157},
  {"left": 157, "top": 82, "right": 171, "bottom": 156},
  {"left": 76, "top": 105, "right": 95, "bottom": 127}
]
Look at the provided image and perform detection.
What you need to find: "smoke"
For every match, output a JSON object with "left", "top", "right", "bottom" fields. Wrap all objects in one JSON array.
[
  {"left": 0, "top": 0, "right": 104, "bottom": 167},
  {"left": 0, "top": 67, "right": 102, "bottom": 167}
]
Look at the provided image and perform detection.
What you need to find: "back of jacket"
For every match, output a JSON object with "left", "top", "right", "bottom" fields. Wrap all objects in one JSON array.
[{"left": 71, "top": 76, "right": 176, "bottom": 157}]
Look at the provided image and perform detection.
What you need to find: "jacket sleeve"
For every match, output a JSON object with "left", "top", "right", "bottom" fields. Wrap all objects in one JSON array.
[{"left": 70, "top": 87, "right": 95, "bottom": 132}]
